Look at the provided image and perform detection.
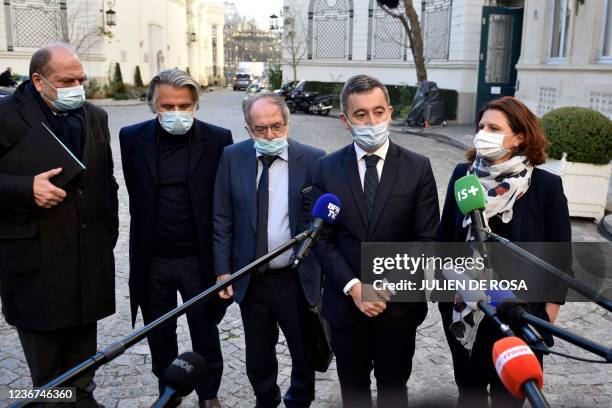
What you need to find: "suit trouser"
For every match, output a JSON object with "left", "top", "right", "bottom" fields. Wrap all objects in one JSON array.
[
  {"left": 141, "top": 256, "right": 223, "bottom": 400},
  {"left": 17, "top": 322, "right": 98, "bottom": 408},
  {"left": 239, "top": 267, "right": 315, "bottom": 408},
  {"left": 439, "top": 301, "right": 537, "bottom": 408},
  {"left": 330, "top": 316, "right": 418, "bottom": 408}
]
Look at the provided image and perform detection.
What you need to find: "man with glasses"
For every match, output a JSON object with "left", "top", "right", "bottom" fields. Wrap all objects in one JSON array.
[
  {"left": 120, "top": 69, "right": 233, "bottom": 408},
  {"left": 213, "top": 92, "right": 324, "bottom": 407}
]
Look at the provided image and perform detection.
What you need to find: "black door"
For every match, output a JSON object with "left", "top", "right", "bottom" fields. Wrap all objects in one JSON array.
[{"left": 475, "top": 6, "right": 524, "bottom": 113}]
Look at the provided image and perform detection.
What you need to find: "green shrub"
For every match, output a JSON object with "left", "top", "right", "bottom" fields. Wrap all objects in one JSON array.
[
  {"left": 541, "top": 107, "right": 612, "bottom": 165},
  {"left": 269, "top": 64, "right": 283, "bottom": 90},
  {"left": 134, "top": 66, "right": 144, "bottom": 88},
  {"left": 85, "top": 78, "right": 102, "bottom": 99},
  {"left": 111, "top": 62, "right": 126, "bottom": 94},
  {"left": 300, "top": 81, "right": 457, "bottom": 119}
]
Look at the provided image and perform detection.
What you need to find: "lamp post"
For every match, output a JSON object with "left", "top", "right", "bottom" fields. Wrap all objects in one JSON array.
[
  {"left": 269, "top": 14, "right": 278, "bottom": 31},
  {"left": 104, "top": 0, "right": 116, "bottom": 26}
]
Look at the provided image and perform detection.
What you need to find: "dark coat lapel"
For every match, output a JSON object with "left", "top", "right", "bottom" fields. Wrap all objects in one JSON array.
[
  {"left": 141, "top": 120, "right": 158, "bottom": 183},
  {"left": 188, "top": 120, "right": 208, "bottom": 177},
  {"left": 240, "top": 140, "right": 257, "bottom": 231},
  {"left": 368, "top": 141, "right": 399, "bottom": 239},
  {"left": 13, "top": 85, "right": 50, "bottom": 135},
  {"left": 288, "top": 139, "right": 305, "bottom": 236},
  {"left": 343, "top": 144, "right": 368, "bottom": 237}
]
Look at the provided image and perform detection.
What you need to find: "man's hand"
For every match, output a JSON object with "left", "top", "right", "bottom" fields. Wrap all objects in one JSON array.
[
  {"left": 217, "top": 274, "right": 233, "bottom": 299},
  {"left": 349, "top": 282, "right": 390, "bottom": 318},
  {"left": 33, "top": 168, "right": 66, "bottom": 208}
]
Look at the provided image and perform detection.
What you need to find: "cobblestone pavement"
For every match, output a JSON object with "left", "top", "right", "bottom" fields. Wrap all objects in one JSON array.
[{"left": 1, "top": 90, "right": 610, "bottom": 407}]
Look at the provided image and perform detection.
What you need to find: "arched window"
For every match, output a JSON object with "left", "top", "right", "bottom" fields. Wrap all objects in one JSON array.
[
  {"left": 307, "top": 0, "right": 354, "bottom": 60},
  {"left": 367, "top": 0, "right": 408, "bottom": 61}
]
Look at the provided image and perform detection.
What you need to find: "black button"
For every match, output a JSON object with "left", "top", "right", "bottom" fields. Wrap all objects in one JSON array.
[
  {"left": 81, "top": 223, "right": 87, "bottom": 230},
  {"left": 76, "top": 189, "right": 83, "bottom": 196}
]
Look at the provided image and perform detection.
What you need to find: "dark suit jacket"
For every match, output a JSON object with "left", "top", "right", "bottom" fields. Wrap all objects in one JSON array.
[
  {"left": 212, "top": 138, "right": 325, "bottom": 305},
  {"left": 438, "top": 163, "right": 572, "bottom": 244},
  {"left": 120, "top": 118, "right": 233, "bottom": 326},
  {"left": 313, "top": 140, "right": 440, "bottom": 328},
  {"left": 438, "top": 163, "right": 572, "bottom": 322},
  {"left": 0, "top": 81, "right": 119, "bottom": 330}
]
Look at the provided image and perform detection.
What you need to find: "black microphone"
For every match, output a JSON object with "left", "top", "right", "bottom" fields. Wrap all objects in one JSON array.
[
  {"left": 292, "top": 193, "right": 341, "bottom": 268},
  {"left": 488, "top": 291, "right": 551, "bottom": 350},
  {"left": 151, "top": 352, "right": 207, "bottom": 408},
  {"left": 440, "top": 268, "right": 514, "bottom": 337}
]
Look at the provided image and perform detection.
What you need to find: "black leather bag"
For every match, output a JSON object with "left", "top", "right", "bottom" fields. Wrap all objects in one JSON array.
[{"left": 305, "top": 297, "right": 333, "bottom": 372}]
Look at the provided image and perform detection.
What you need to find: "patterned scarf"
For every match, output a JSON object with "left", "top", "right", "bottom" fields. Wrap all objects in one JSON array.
[{"left": 450, "top": 154, "right": 534, "bottom": 353}]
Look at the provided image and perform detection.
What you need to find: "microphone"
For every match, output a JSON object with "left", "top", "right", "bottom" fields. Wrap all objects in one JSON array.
[
  {"left": 292, "top": 193, "right": 341, "bottom": 268},
  {"left": 453, "top": 174, "right": 490, "bottom": 243},
  {"left": 490, "top": 292, "right": 551, "bottom": 350},
  {"left": 492, "top": 336, "right": 549, "bottom": 407},
  {"left": 151, "top": 352, "right": 207, "bottom": 408},
  {"left": 440, "top": 268, "right": 514, "bottom": 337}
]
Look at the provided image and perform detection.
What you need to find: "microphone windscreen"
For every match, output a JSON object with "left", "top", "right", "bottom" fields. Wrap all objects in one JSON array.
[
  {"left": 492, "top": 336, "right": 543, "bottom": 399},
  {"left": 485, "top": 288, "right": 516, "bottom": 306},
  {"left": 161, "top": 352, "right": 207, "bottom": 395},
  {"left": 453, "top": 174, "right": 486, "bottom": 215},
  {"left": 496, "top": 300, "right": 532, "bottom": 327},
  {"left": 377, "top": 0, "right": 400, "bottom": 8},
  {"left": 312, "top": 193, "right": 341, "bottom": 224}
]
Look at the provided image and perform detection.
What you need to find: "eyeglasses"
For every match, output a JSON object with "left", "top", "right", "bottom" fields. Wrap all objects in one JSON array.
[{"left": 250, "top": 122, "right": 286, "bottom": 137}]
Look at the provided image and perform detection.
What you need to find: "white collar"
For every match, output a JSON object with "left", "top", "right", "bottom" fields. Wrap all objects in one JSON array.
[{"left": 354, "top": 138, "right": 390, "bottom": 162}]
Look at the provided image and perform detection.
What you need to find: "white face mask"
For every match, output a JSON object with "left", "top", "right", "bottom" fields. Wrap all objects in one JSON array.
[
  {"left": 473, "top": 129, "right": 510, "bottom": 161},
  {"left": 158, "top": 111, "right": 194, "bottom": 135},
  {"left": 40, "top": 75, "right": 86, "bottom": 111},
  {"left": 348, "top": 119, "right": 390, "bottom": 151}
]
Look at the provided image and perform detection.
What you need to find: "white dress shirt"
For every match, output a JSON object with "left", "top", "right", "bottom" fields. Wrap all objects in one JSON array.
[
  {"left": 256, "top": 147, "right": 292, "bottom": 269},
  {"left": 343, "top": 139, "right": 390, "bottom": 295}
]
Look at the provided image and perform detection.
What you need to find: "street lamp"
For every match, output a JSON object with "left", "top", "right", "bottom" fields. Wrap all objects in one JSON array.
[
  {"left": 269, "top": 14, "right": 278, "bottom": 31},
  {"left": 105, "top": 8, "right": 116, "bottom": 26}
]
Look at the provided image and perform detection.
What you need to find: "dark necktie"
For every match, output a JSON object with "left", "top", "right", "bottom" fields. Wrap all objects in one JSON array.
[
  {"left": 255, "top": 155, "right": 278, "bottom": 271},
  {"left": 363, "top": 154, "right": 380, "bottom": 225}
]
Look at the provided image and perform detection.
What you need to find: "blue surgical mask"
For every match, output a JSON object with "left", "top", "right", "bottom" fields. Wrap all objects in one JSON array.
[
  {"left": 158, "top": 111, "right": 194, "bottom": 135},
  {"left": 253, "top": 136, "right": 288, "bottom": 156},
  {"left": 348, "top": 120, "right": 390, "bottom": 151},
  {"left": 40, "top": 75, "right": 86, "bottom": 111}
]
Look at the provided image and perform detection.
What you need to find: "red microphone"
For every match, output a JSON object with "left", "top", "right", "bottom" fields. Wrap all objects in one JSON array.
[{"left": 492, "top": 336, "right": 543, "bottom": 399}]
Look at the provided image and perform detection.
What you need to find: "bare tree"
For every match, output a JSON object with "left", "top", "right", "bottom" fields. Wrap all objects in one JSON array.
[
  {"left": 378, "top": 0, "right": 427, "bottom": 82},
  {"left": 281, "top": 5, "right": 307, "bottom": 83},
  {"left": 64, "top": 0, "right": 112, "bottom": 55}
]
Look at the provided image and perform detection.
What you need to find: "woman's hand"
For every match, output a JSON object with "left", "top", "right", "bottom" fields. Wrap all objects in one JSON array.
[{"left": 545, "top": 303, "right": 560, "bottom": 323}]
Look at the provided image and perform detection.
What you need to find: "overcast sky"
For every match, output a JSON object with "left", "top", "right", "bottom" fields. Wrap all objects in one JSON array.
[{"left": 232, "top": 0, "right": 284, "bottom": 29}]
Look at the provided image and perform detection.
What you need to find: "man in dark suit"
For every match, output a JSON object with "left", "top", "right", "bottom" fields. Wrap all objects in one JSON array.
[
  {"left": 213, "top": 92, "right": 324, "bottom": 407},
  {"left": 0, "top": 43, "right": 118, "bottom": 406},
  {"left": 312, "top": 75, "right": 440, "bottom": 407},
  {"left": 120, "top": 69, "right": 233, "bottom": 408}
]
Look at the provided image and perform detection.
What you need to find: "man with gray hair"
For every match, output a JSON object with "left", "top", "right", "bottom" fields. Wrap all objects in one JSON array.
[
  {"left": 120, "top": 68, "right": 233, "bottom": 408},
  {"left": 213, "top": 92, "right": 324, "bottom": 407}
]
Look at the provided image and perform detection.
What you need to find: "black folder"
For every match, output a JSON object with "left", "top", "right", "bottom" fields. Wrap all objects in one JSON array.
[{"left": 0, "top": 122, "right": 86, "bottom": 187}]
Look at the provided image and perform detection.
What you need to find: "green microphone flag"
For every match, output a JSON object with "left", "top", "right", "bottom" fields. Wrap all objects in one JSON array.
[{"left": 454, "top": 174, "right": 486, "bottom": 216}]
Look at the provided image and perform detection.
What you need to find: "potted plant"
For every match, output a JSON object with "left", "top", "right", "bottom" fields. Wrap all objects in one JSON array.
[{"left": 540, "top": 107, "right": 612, "bottom": 222}]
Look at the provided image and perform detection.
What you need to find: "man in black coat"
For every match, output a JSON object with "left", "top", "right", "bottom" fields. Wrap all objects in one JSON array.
[
  {"left": 0, "top": 44, "right": 118, "bottom": 406},
  {"left": 312, "top": 75, "right": 439, "bottom": 407},
  {"left": 120, "top": 69, "right": 233, "bottom": 408},
  {"left": 0, "top": 67, "right": 17, "bottom": 86}
]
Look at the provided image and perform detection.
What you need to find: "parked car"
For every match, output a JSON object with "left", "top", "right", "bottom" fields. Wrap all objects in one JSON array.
[
  {"left": 232, "top": 73, "right": 254, "bottom": 91},
  {"left": 0, "top": 86, "right": 15, "bottom": 98}
]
